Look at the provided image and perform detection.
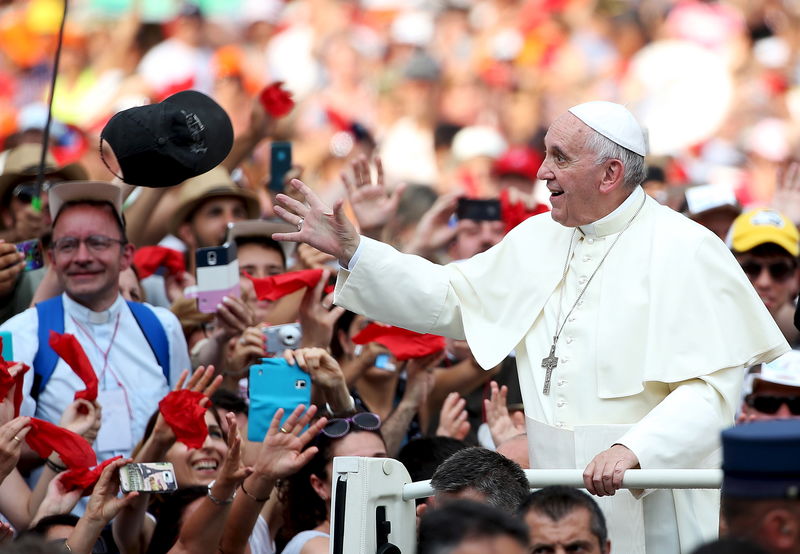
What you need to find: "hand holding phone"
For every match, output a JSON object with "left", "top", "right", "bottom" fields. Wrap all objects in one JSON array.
[
  {"left": 119, "top": 462, "right": 178, "bottom": 493},
  {"left": 269, "top": 142, "right": 292, "bottom": 193},
  {"left": 15, "top": 239, "right": 44, "bottom": 271},
  {"left": 248, "top": 358, "right": 311, "bottom": 442},
  {"left": 195, "top": 242, "right": 240, "bottom": 313}
]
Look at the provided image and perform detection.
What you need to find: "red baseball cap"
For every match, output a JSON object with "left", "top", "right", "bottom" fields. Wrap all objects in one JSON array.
[{"left": 493, "top": 146, "right": 542, "bottom": 180}]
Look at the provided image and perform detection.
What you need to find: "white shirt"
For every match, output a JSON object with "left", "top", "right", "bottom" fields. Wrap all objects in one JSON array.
[{"left": 1, "top": 293, "right": 190, "bottom": 459}]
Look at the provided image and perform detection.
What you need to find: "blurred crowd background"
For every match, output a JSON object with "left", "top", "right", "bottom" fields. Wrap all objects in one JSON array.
[{"left": 2, "top": 0, "right": 800, "bottom": 212}]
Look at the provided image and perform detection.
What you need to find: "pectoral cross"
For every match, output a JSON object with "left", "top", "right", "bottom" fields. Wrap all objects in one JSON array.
[{"left": 541, "top": 343, "right": 558, "bottom": 395}]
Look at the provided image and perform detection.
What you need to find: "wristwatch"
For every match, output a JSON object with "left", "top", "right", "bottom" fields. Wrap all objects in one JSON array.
[{"left": 206, "top": 480, "right": 236, "bottom": 505}]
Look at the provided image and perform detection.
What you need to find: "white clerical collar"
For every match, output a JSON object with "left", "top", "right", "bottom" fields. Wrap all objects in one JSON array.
[
  {"left": 63, "top": 293, "right": 125, "bottom": 325},
  {"left": 579, "top": 186, "right": 645, "bottom": 238}
]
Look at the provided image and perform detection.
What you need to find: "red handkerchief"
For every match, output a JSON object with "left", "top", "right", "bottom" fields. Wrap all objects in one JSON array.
[
  {"left": 245, "top": 269, "right": 324, "bottom": 302},
  {"left": 134, "top": 246, "right": 186, "bottom": 279},
  {"left": 0, "top": 338, "right": 29, "bottom": 418},
  {"left": 48, "top": 331, "right": 98, "bottom": 402},
  {"left": 158, "top": 390, "right": 208, "bottom": 449},
  {"left": 352, "top": 324, "right": 446, "bottom": 361},
  {"left": 25, "top": 418, "right": 97, "bottom": 468},
  {"left": 61, "top": 455, "right": 122, "bottom": 495},
  {"left": 499, "top": 188, "right": 549, "bottom": 233},
  {"left": 259, "top": 82, "right": 295, "bottom": 118}
]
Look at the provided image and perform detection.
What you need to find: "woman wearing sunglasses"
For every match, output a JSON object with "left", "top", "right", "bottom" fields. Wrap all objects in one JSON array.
[{"left": 280, "top": 411, "right": 387, "bottom": 554}]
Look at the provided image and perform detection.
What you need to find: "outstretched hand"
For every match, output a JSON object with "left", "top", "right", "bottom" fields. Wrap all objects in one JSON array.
[{"left": 272, "top": 179, "right": 361, "bottom": 266}]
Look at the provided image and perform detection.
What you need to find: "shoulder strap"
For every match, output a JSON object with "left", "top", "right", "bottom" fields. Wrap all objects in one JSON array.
[
  {"left": 33, "top": 296, "right": 65, "bottom": 400},
  {"left": 127, "top": 301, "right": 171, "bottom": 385}
]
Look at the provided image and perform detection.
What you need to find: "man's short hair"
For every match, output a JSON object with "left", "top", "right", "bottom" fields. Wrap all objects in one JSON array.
[
  {"left": 519, "top": 486, "right": 609, "bottom": 547},
  {"left": 417, "top": 499, "right": 529, "bottom": 554},
  {"left": 430, "top": 446, "right": 529, "bottom": 513},
  {"left": 584, "top": 130, "right": 647, "bottom": 190}
]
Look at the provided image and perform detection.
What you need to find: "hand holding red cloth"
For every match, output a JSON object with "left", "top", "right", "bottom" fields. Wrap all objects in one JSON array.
[
  {"left": 0, "top": 337, "right": 29, "bottom": 418},
  {"left": 48, "top": 331, "right": 98, "bottom": 402},
  {"left": 259, "top": 82, "right": 294, "bottom": 118},
  {"left": 352, "top": 324, "right": 446, "bottom": 361},
  {"left": 133, "top": 246, "right": 186, "bottom": 279},
  {"left": 158, "top": 390, "right": 208, "bottom": 449},
  {"left": 61, "top": 455, "right": 122, "bottom": 495},
  {"left": 245, "top": 269, "right": 324, "bottom": 302},
  {"left": 25, "top": 418, "right": 97, "bottom": 468}
]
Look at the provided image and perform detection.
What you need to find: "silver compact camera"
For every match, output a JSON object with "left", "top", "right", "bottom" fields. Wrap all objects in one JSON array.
[{"left": 263, "top": 323, "right": 303, "bottom": 354}]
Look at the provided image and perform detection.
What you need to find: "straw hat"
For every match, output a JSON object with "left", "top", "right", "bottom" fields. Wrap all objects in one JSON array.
[
  {"left": 169, "top": 166, "right": 259, "bottom": 235},
  {"left": 0, "top": 143, "right": 87, "bottom": 201}
]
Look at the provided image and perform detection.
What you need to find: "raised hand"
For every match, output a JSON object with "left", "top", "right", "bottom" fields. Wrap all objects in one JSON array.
[
  {"left": 213, "top": 414, "right": 252, "bottom": 493},
  {"left": 0, "top": 416, "right": 30, "bottom": 482},
  {"left": 285, "top": 347, "right": 346, "bottom": 390},
  {"left": 298, "top": 270, "right": 346, "bottom": 348},
  {"left": 253, "top": 404, "right": 327, "bottom": 481},
  {"left": 0, "top": 362, "right": 25, "bottom": 426},
  {"left": 60, "top": 399, "right": 102, "bottom": 443},
  {"left": 343, "top": 156, "right": 406, "bottom": 238},
  {"left": 83, "top": 457, "right": 139, "bottom": 524},
  {"left": 773, "top": 161, "right": 800, "bottom": 226},
  {"left": 272, "top": 179, "right": 361, "bottom": 266},
  {"left": 0, "top": 242, "right": 24, "bottom": 299},
  {"left": 435, "top": 392, "right": 470, "bottom": 440},
  {"left": 483, "top": 381, "right": 525, "bottom": 446},
  {"left": 404, "top": 192, "right": 460, "bottom": 257}
]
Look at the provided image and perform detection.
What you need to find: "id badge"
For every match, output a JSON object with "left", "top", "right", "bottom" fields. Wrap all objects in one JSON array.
[{"left": 95, "top": 389, "right": 133, "bottom": 453}]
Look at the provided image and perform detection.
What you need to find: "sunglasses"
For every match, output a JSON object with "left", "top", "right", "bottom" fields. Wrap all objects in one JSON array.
[
  {"left": 740, "top": 260, "right": 796, "bottom": 282},
  {"left": 746, "top": 394, "right": 800, "bottom": 415},
  {"left": 12, "top": 179, "right": 59, "bottom": 203},
  {"left": 321, "top": 412, "right": 381, "bottom": 438}
]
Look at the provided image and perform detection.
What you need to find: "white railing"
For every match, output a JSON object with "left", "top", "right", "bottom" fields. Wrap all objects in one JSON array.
[{"left": 402, "top": 469, "right": 723, "bottom": 500}]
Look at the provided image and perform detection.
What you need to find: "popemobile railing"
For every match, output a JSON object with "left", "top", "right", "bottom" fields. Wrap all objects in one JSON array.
[{"left": 329, "top": 457, "right": 723, "bottom": 554}]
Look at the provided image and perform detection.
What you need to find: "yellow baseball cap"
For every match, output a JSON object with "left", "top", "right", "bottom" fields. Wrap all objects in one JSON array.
[{"left": 728, "top": 208, "right": 800, "bottom": 257}]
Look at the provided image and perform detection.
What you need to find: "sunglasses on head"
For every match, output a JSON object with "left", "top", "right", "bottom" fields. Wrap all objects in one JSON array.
[
  {"left": 746, "top": 394, "right": 800, "bottom": 415},
  {"left": 740, "top": 260, "right": 796, "bottom": 282},
  {"left": 321, "top": 412, "right": 381, "bottom": 438}
]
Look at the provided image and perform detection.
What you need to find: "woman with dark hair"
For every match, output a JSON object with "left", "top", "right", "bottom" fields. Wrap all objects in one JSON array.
[{"left": 281, "top": 412, "right": 387, "bottom": 554}]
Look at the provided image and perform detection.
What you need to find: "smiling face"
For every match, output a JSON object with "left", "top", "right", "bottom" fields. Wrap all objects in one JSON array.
[
  {"left": 166, "top": 410, "right": 227, "bottom": 488},
  {"left": 537, "top": 113, "right": 616, "bottom": 228},
  {"left": 49, "top": 203, "right": 133, "bottom": 312}
]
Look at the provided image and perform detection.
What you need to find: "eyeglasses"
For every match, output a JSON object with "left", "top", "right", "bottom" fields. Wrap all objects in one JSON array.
[
  {"left": 321, "top": 412, "right": 382, "bottom": 438},
  {"left": 740, "top": 260, "right": 796, "bottom": 282},
  {"left": 11, "top": 179, "right": 59, "bottom": 203},
  {"left": 51, "top": 235, "right": 126, "bottom": 256},
  {"left": 746, "top": 394, "right": 800, "bottom": 415}
]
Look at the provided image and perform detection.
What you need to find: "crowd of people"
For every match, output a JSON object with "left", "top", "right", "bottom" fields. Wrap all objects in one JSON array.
[{"left": 1, "top": 0, "right": 800, "bottom": 553}]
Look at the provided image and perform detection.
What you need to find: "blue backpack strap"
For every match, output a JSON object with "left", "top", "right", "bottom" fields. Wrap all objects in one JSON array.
[
  {"left": 33, "top": 296, "right": 65, "bottom": 400},
  {"left": 127, "top": 301, "right": 171, "bottom": 385}
]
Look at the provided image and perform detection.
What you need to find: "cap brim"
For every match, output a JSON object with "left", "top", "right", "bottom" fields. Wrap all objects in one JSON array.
[
  {"left": 226, "top": 219, "right": 297, "bottom": 242},
  {"left": 49, "top": 181, "right": 124, "bottom": 221}
]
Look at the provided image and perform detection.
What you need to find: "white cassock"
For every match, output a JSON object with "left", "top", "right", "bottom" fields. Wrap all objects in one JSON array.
[{"left": 334, "top": 187, "right": 789, "bottom": 553}]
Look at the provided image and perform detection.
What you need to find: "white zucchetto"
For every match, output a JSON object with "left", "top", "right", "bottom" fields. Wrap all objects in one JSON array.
[{"left": 568, "top": 101, "right": 648, "bottom": 156}]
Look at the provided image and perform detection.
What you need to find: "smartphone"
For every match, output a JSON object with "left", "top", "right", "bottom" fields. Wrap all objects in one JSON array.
[
  {"left": 263, "top": 323, "right": 303, "bottom": 354},
  {"left": 195, "top": 242, "right": 240, "bottom": 313},
  {"left": 269, "top": 142, "right": 292, "bottom": 193},
  {"left": 119, "top": 462, "right": 178, "bottom": 493},
  {"left": 15, "top": 239, "right": 44, "bottom": 271},
  {"left": 374, "top": 353, "right": 396, "bottom": 372},
  {"left": 248, "top": 358, "right": 311, "bottom": 442},
  {"left": 456, "top": 198, "right": 502, "bottom": 221}
]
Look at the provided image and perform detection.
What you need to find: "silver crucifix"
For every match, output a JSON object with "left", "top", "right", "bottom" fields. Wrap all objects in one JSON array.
[{"left": 541, "top": 343, "right": 558, "bottom": 395}]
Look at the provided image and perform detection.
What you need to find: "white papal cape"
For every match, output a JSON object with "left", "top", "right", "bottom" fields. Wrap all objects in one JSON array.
[{"left": 334, "top": 187, "right": 789, "bottom": 553}]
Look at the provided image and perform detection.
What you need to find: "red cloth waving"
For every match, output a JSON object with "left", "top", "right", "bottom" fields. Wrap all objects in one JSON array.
[
  {"left": 259, "top": 82, "right": 294, "bottom": 118},
  {"left": 0, "top": 337, "right": 29, "bottom": 418},
  {"left": 133, "top": 246, "right": 186, "bottom": 279},
  {"left": 48, "top": 331, "right": 98, "bottom": 402},
  {"left": 158, "top": 390, "right": 207, "bottom": 449},
  {"left": 499, "top": 188, "right": 549, "bottom": 233},
  {"left": 352, "top": 324, "right": 446, "bottom": 361},
  {"left": 25, "top": 418, "right": 97, "bottom": 468},
  {"left": 245, "top": 269, "right": 324, "bottom": 302},
  {"left": 61, "top": 456, "right": 122, "bottom": 495}
]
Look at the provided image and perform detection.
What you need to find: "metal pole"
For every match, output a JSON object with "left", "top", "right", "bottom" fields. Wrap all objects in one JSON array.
[{"left": 402, "top": 469, "right": 723, "bottom": 501}]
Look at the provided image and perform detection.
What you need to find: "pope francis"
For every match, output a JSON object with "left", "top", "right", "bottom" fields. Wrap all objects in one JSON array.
[{"left": 272, "top": 101, "right": 788, "bottom": 553}]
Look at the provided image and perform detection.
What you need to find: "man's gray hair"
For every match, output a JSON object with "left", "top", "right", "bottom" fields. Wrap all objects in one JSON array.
[
  {"left": 430, "top": 447, "right": 530, "bottom": 514},
  {"left": 584, "top": 130, "right": 647, "bottom": 189}
]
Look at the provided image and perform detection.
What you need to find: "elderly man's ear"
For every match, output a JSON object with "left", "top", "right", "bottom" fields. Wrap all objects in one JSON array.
[{"left": 598, "top": 159, "right": 625, "bottom": 195}]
